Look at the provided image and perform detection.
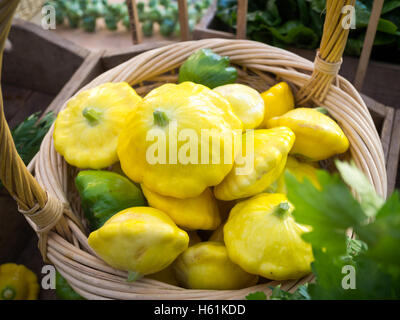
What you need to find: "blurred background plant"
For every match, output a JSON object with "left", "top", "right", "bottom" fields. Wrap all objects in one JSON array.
[
  {"left": 217, "top": 0, "right": 400, "bottom": 64},
  {"left": 44, "top": 0, "right": 211, "bottom": 37}
]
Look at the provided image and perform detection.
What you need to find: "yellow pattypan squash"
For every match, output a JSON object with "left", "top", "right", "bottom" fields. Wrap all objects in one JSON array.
[
  {"left": 0, "top": 263, "right": 39, "bottom": 300},
  {"left": 173, "top": 242, "right": 259, "bottom": 290},
  {"left": 88, "top": 207, "right": 189, "bottom": 280},
  {"left": 54, "top": 82, "right": 142, "bottom": 169},
  {"left": 266, "top": 108, "right": 349, "bottom": 161},
  {"left": 214, "top": 127, "right": 295, "bottom": 201},
  {"left": 268, "top": 156, "right": 321, "bottom": 194},
  {"left": 213, "top": 83, "right": 265, "bottom": 129},
  {"left": 224, "top": 193, "right": 313, "bottom": 280},
  {"left": 117, "top": 81, "right": 243, "bottom": 199},
  {"left": 141, "top": 185, "right": 221, "bottom": 230},
  {"left": 260, "top": 82, "right": 294, "bottom": 126}
]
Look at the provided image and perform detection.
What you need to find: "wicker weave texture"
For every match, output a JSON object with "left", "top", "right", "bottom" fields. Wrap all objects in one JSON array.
[{"left": 15, "top": 0, "right": 45, "bottom": 20}]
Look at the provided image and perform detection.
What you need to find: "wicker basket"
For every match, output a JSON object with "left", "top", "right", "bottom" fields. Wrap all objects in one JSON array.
[
  {"left": 15, "top": 0, "right": 45, "bottom": 20},
  {"left": 0, "top": 0, "right": 386, "bottom": 299}
]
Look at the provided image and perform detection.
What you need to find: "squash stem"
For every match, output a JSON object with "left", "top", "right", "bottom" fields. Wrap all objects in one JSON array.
[
  {"left": 153, "top": 110, "right": 169, "bottom": 127},
  {"left": 127, "top": 271, "right": 142, "bottom": 282},
  {"left": 1, "top": 286, "right": 16, "bottom": 300},
  {"left": 273, "top": 202, "right": 290, "bottom": 219},
  {"left": 314, "top": 107, "right": 329, "bottom": 115},
  {"left": 83, "top": 107, "right": 103, "bottom": 126}
]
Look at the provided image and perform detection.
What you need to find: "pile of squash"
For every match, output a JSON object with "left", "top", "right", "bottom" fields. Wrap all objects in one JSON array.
[{"left": 53, "top": 49, "right": 349, "bottom": 289}]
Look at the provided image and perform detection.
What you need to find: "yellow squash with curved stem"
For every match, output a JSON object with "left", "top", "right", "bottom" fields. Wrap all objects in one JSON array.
[
  {"left": 213, "top": 83, "right": 265, "bottom": 129},
  {"left": 141, "top": 185, "right": 221, "bottom": 230},
  {"left": 224, "top": 193, "right": 313, "bottom": 280},
  {"left": 173, "top": 242, "right": 259, "bottom": 290},
  {"left": 214, "top": 127, "right": 295, "bottom": 201},
  {"left": 88, "top": 207, "right": 189, "bottom": 280},
  {"left": 117, "top": 82, "right": 243, "bottom": 199},
  {"left": 54, "top": 82, "right": 142, "bottom": 169},
  {"left": 0, "top": 264, "right": 39, "bottom": 300},
  {"left": 260, "top": 82, "right": 294, "bottom": 125},
  {"left": 266, "top": 108, "right": 349, "bottom": 161}
]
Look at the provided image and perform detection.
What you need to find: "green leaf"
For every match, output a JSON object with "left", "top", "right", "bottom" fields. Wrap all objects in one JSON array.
[
  {"left": 178, "top": 48, "right": 237, "bottom": 88},
  {"left": 377, "top": 18, "right": 398, "bottom": 34},
  {"left": 267, "top": 22, "right": 318, "bottom": 49},
  {"left": 310, "top": 0, "right": 325, "bottom": 13},
  {"left": 355, "top": 1, "right": 371, "bottom": 28},
  {"left": 286, "top": 159, "right": 400, "bottom": 299},
  {"left": 346, "top": 237, "right": 368, "bottom": 259},
  {"left": 345, "top": 36, "right": 364, "bottom": 56},
  {"left": 286, "top": 169, "right": 367, "bottom": 256},
  {"left": 382, "top": 1, "right": 400, "bottom": 14},
  {"left": 245, "top": 291, "right": 267, "bottom": 300},
  {"left": 362, "top": 191, "right": 400, "bottom": 265},
  {"left": 297, "top": 0, "right": 310, "bottom": 25},
  {"left": 269, "top": 284, "right": 310, "bottom": 300},
  {"left": 374, "top": 32, "right": 397, "bottom": 46},
  {"left": 11, "top": 111, "right": 55, "bottom": 166},
  {"left": 335, "top": 160, "right": 384, "bottom": 218}
]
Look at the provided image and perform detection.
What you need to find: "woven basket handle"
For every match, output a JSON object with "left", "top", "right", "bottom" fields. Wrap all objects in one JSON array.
[{"left": 0, "top": 0, "right": 48, "bottom": 212}]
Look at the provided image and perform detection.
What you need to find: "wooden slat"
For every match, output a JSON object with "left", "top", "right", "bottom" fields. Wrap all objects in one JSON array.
[
  {"left": 197, "top": 0, "right": 218, "bottom": 29},
  {"left": 3, "top": 85, "right": 54, "bottom": 128},
  {"left": 3, "top": 19, "right": 88, "bottom": 95},
  {"left": 354, "top": 0, "right": 384, "bottom": 90},
  {"left": 126, "top": 0, "right": 142, "bottom": 44},
  {"left": 0, "top": 189, "right": 34, "bottom": 264},
  {"left": 381, "top": 107, "right": 395, "bottom": 166},
  {"left": 236, "top": 0, "right": 248, "bottom": 39},
  {"left": 387, "top": 110, "right": 400, "bottom": 194},
  {"left": 43, "top": 51, "right": 105, "bottom": 116},
  {"left": 178, "top": 0, "right": 190, "bottom": 41}
]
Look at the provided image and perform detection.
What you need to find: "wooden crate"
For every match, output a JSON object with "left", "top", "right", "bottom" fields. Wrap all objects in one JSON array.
[{"left": 193, "top": 1, "right": 400, "bottom": 110}]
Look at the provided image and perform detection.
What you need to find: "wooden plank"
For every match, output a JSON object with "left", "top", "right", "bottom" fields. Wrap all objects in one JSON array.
[
  {"left": 178, "top": 0, "right": 190, "bottom": 41},
  {"left": 381, "top": 107, "right": 395, "bottom": 167},
  {"left": 236, "top": 0, "right": 248, "bottom": 39},
  {"left": 387, "top": 110, "right": 400, "bottom": 194},
  {"left": 9, "top": 91, "right": 54, "bottom": 128},
  {"left": 3, "top": 19, "right": 89, "bottom": 95},
  {"left": 354, "top": 0, "right": 384, "bottom": 91},
  {"left": 102, "top": 41, "right": 173, "bottom": 70},
  {"left": 3, "top": 85, "right": 54, "bottom": 129},
  {"left": 0, "top": 190, "right": 35, "bottom": 264},
  {"left": 126, "top": 0, "right": 142, "bottom": 44},
  {"left": 197, "top": 0, "right": 218, "bottom": 29},
  {"left": 43, "top": 51, "right": 105, "bottom": 116}
]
